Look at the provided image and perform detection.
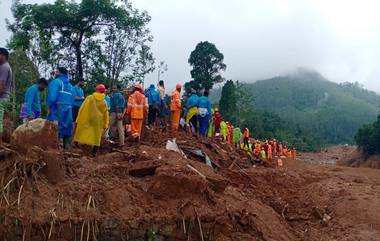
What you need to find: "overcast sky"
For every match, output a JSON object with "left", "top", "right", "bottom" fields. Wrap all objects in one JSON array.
[{"left": 1, "top": 0, "right": 380, "bottom": 92}]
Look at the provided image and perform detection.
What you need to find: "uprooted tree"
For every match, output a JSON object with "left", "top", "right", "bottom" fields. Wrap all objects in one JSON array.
[
  {"left": 186, "top": 41, "right": 226, "bottom": 94},
  {"left": 7, "top": 0, "right": 155, "bottom": 87}
]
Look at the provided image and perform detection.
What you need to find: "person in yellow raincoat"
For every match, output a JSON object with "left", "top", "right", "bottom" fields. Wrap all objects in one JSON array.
[
  {"left": 220, "top": 119, "right": 228, "bottom": 142},
  {"left": 74, "top": 84, "right": 109, "bottom": 156}
]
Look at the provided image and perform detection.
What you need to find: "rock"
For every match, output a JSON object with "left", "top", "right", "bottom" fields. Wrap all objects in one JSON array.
[{"left": 11, "top": 118, "right": 59, "bottom": 153}]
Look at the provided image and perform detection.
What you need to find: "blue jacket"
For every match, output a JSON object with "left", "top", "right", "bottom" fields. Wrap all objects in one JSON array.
[
  {"left": 145, "top": 86, "right": 160, "bottom": 106},
  {"left": 198, "top": 96, "right": 212, "bottom": 115},
  {"left": 105, "top": 95, "right": 111, "bottom": 110},
  {"left": 72, "top": 84, "right": 84, "bottom": 107},
  {"left": 46, "top": 74, "right": 74, "bottom": 137},
  {"left": 186, "top": 94, "right": 199, "bottom": 109},
  {"left": 110, "top": 91, "right": 125, "bottom": 113},
  {"left": 24, "top": 84, "right": 41, "bottom": 118}
]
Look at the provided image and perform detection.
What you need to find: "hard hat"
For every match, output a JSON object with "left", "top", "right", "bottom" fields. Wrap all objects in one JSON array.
[
  {"left": 133, "top": 82, "right": 143, "bottom": 90},
  {"left": 95, "top": 84, "right": 106, "bottom": 93},
  {"left": 176, "top": 83, "right": 182, "bottom": 89}
]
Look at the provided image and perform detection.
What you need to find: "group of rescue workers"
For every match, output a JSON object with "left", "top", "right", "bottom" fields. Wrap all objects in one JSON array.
[{"left": 18, "top": 65, "right": 297, "bottom": 159}]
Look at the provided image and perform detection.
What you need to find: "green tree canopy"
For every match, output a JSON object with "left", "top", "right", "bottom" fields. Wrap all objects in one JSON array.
[
  {"left": 187, "top": 41, "right": 226, "bottom": 94},
  {"left": 7, "top": 0, "right": 154, "bottom": 86}
]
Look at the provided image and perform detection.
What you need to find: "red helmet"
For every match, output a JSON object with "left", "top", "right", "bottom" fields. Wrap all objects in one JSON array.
[
  {"left": 176, "top": 83, "right": 182, "bottom": 89},
  {"left": 95, "top": 84, "right": 106, "bottom": 93},
  {"left": 133, "top": 83, "right": 143, "bottom": 90}
]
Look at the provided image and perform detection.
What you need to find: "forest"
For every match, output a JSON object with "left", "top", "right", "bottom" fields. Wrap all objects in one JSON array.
[{"left": 213, "top": 69, "right": 380, "bottom": 151}]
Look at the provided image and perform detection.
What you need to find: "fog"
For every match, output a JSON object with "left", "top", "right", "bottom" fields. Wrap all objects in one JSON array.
[{"left": 1, "top": 0, "right": 380, "bottom": 92}]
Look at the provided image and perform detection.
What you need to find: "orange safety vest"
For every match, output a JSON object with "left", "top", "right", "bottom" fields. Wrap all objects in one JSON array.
[
  {"left": 127, "top": 91, "right": 148, "bottom": 119},
  {"left": 170, "top": 90, "right": 181, "bottom": 111}
]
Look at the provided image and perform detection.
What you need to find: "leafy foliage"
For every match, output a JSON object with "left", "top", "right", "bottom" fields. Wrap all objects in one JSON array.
[
  {"left": 7, "top": 0, "right": 154, "bottom": 86},
  {"left": 355, "top": 115, "right": 380, "bottom": 155},
  {"left": 187, "top": 41, "right": 226, "bottom": 94},
  {"left": 215, "top": 69, "right": 380, "bottom": 151}
]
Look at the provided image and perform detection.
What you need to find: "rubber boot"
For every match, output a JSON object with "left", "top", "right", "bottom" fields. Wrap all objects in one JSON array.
[{"left": 63, "top": 136, "right": 72, "bottom": 150}]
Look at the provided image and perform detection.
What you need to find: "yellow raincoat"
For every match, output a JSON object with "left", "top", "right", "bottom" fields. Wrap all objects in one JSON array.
[
  {"left": 74, "top": 92, "right": 109, "bottom": 146},
  {"left": 220, "top": 121, "right": 228, "bottom": 141}
]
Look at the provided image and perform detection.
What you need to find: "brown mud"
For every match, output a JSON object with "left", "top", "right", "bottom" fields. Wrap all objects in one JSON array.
[{"left": 0, "top": 130, "right": 379, "bottom": 241}]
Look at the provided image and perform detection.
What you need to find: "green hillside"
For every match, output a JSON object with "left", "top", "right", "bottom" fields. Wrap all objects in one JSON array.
[{"left": 212, "top": 69, "right": 380, "bottom": 150}]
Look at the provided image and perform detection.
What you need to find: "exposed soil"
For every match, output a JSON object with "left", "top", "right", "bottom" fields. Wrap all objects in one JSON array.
[{"left": 0, "top": 131, "right": 379, "bottom": 241}]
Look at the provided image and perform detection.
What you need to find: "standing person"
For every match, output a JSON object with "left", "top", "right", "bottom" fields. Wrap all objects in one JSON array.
[
  {"left": 227, "top": 123, "right": 233, "bottom": 145},
  {"left": 170, "top": 84, "right": 182, "bottom": 133},
  {"left": 127, "top": 83, "right": 149, "bottom": 140},
  {"left": 0, "top": 48, "right": 12, "bottom": 145},
  {"left": 220, "top": 119, "right": 228, "bottom": 142},
  {"left": 145, "top": 84, "right": 160, "bottom": 127},
  {"left": 197, "top": 90, "right": 212, "bottom": 136},
  {"left": 47, "top": 67, "right": 74, "bottom": 149},
  {"left": 157, "top": 80, "right": 167, "bottom": 128},
  {"left": 73, "top": 84, "right": 109, "bottom": 156},
  {"left": 20, "top": 78, "right": 48, "bottom": 123},
  {"left": 243, "top": 128, "right": 250, "bottom": 149},
  {"left": 109, "top": 84, "right": 126, "bottom": 147},
  {"left": 213, "top": 108, "right": 222, "bottom": 137},
  {"left": 103, "top": 85, "right": 111, "bottom": 139},
  {"left": 233, "top": 126, "right": 242, "bottom": 148},
  {"left": 72, "top": 78, "right": 85, "bottom": 122}
]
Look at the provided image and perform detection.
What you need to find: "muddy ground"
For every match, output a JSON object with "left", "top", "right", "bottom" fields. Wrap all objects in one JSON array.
[{"left": 0, "top": 130, "right": 379, "bottom": 241}]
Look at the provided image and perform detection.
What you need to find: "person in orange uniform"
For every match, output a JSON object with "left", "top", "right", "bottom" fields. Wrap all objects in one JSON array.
[
  {"left": 243, "top": 128, "right": 250, "bottom": 149},
  {"left": 267, "top": 144, "right": 273, "bottom": 161},
  {"left": 170, "top": 84, "right": 182, "bottom": 132},
  {"left": 127, "top": 83, "right": 148, "bottom": 140}
]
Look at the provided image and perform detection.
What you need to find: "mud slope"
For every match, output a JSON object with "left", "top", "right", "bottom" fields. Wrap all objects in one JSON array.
[{"left": 0, "top": 132, "right": 379, "bottom": 241}]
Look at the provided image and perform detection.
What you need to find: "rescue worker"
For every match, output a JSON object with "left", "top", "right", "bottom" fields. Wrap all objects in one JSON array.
[
  {"left": 243, "top": 128, "right": 250, "bottom": 149},
  {"left": 20, "top": 78, "right": 48, "bottom": 123},
  {"left": 73, "top": 84, "right": 109, "bottom": 156},
  {"left": 72, "top": 78, "right": 85, "bottom": 122},
  {"left": 109, "top": 84, "right": 126, "bottom": 147},
  {"left": 145, "top": 84, "right": 160, "bottom": 126},
  {"left": 127, "top": 83, "right": 149, "bottom": 140},
  {"left": 260, "top": 147, "right": 267, "bottom": 161},
  {"left": 292, "top": 148, "right": 297, "bottom": 160},
  {"left": 233, "top": 126, "right": 242, "bottom": 148},
  {"left": 197, "top": 90, "right": 212, "bottom": 136},
  {"left": 157, "top": 80, "right": 167, "bottom": 129},
  {"left": 227, "top": 123, "right": 233, "bottom": 145},
  {"left": 220, "top": 119, "right": 228, "bottom": 142},
  {"left": 185, "top": 89, "right": 199, "bottom": 133},
  {"left": 47, "top": 67, "right": 74, "bottom": 150},
  {"left": 213, "top": 108, "right": 222, "bottom": 136},
  {"left": 267, "top": 144, "right": 273, "bottom": 161},
  {"left": 170, "top": 84, "right": 182, "bottom": 132}
]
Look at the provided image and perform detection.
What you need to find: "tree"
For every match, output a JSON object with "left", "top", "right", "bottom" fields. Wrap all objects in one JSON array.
[
  {"left": 7, "top": 0, "right": 154, "bottom": 82},
  {"left": 188, "top": 41, "right": 226, "bottom": 93},
  {"left": 219, "top": 80, "right": 237, "bottom": 123},
  {"left": 355, "top": 115, "right": 380, "bottom": 155}
]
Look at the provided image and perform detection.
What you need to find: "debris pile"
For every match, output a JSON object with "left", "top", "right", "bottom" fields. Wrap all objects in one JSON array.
[{"left": 0, "top": 129, "right": 346, "bottom": 241}]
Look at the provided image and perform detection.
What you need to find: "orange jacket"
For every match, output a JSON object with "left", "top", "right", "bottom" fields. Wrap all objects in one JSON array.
[
  {"left": 170, "top": 90, "right": 181, "bottom": 111},
  {"left": 127, "top": 90, "right": 148, "bottom": 119},
  {"left": 243, "top": 128, "right": 250, "bottom": 138}
]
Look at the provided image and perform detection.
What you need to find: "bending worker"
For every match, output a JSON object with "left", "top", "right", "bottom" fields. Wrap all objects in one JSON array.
[
  {"left": 127, "top": 83, "right": 148, "bottom": 140},
  {"left": 20, "top": 78, "right": 48, "bottom": 123},
  {"left": 73, "top": 84, "right": 109, "bottom": 156},
  {"left": 185, "top": 89, "right": 199, "bottom": 133}
]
